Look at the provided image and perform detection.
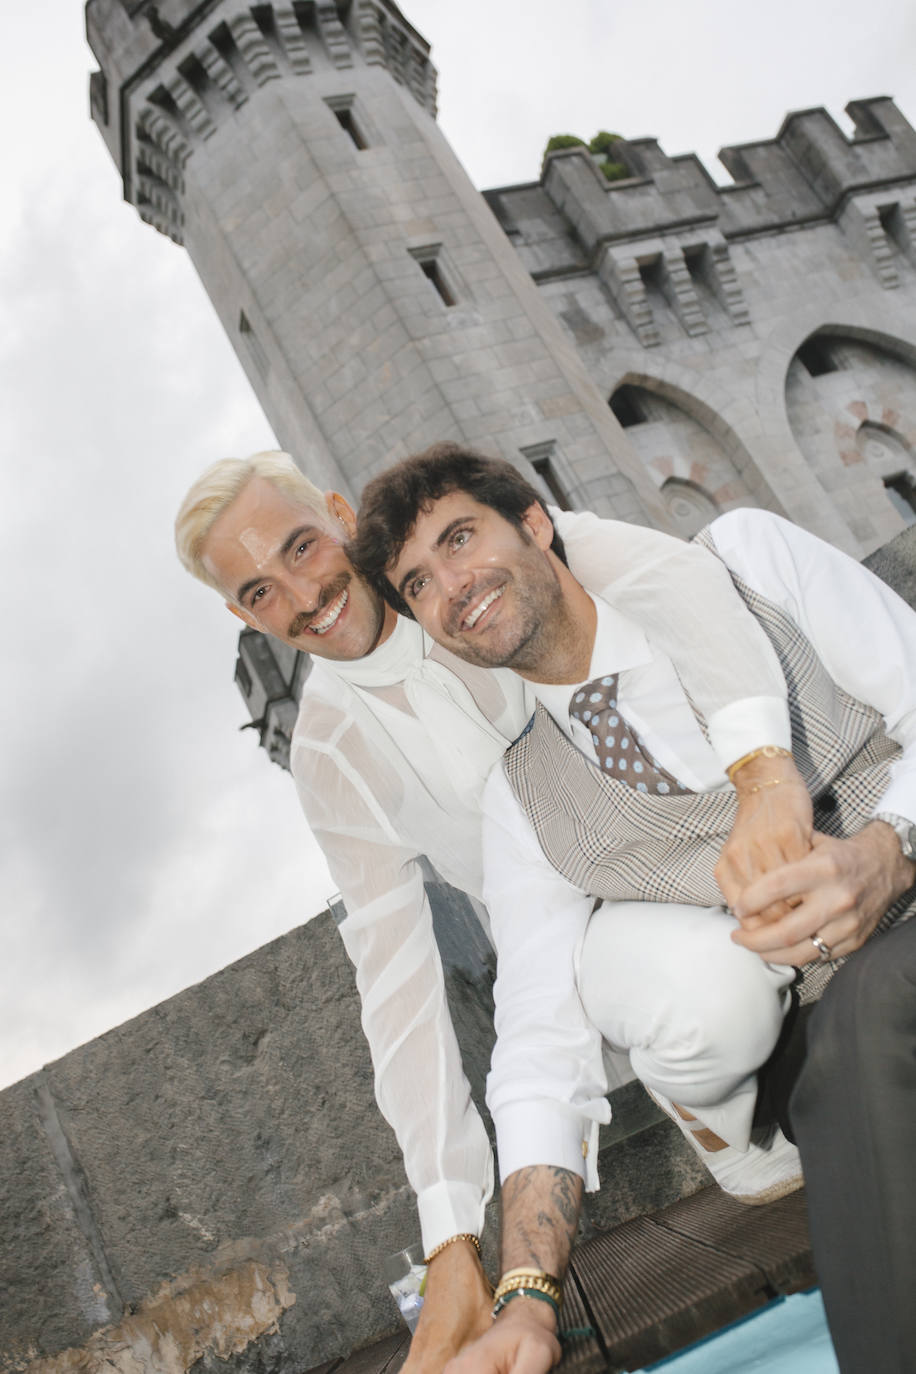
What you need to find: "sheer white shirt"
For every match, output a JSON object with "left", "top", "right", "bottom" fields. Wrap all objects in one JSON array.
[{"left": 483, "top": 509, "right": 916, "bottom": 1192}]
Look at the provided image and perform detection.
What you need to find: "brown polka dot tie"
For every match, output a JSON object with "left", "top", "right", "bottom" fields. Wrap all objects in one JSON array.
[{"left": 569, "top": 674, "right": 690, "bottom": 794}]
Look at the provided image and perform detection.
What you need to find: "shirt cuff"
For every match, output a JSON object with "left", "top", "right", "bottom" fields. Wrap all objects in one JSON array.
[
  {"left": 706, "top": 696, "right": 792, "bottom": 772},
  {"left": 494, "top": 1101, "right": 602, "bottom": 1193},
  {"left": 416, "top": 1178, "right": 491, "bottom": 1257}
]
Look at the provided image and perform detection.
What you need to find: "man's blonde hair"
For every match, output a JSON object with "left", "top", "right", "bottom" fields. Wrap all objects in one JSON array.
[{"left": 175, "top": 450, "right": 328, "bottom": 595}]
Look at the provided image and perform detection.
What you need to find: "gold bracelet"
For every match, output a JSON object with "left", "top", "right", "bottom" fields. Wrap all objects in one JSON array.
[
  {"left": 493, "top": 1268, "right": 563, "bottom": 1311},
  {"left": 423, "top": 1232, "right": 481, "bottom": 1265},
  {"left": 726, "top": 745, "right": 792, "bottom": 782},
  {"left": 745, "top": 777, "right": 793, "bottom": 795}
]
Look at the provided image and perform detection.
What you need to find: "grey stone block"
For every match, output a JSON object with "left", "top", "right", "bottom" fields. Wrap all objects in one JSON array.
[{"left": 0, "top": 1077, "right": 116, "bottom": 1362}]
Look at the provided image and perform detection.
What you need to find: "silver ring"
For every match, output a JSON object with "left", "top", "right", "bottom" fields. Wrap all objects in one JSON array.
[{"left": 811, "top": 933, "right": 833, "bottom": 963}]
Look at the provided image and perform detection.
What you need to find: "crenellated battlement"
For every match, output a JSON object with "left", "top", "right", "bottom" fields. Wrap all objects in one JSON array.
[
  {"left": 487, "top": 97, "right": 916, "bottom": 265},
  {"left": 86, "top": 0, "right": 437, "bottom": 243}
]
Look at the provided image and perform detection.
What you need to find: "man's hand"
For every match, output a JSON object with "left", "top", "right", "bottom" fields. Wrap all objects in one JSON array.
[
  {"left": 403, "top": 1238, "right": 493, "bottom": 1374},
  {"left": 438, "top": 1166, "right": 581, "bottom": 1374},
  {"left": 715, "top": 753, "right": 813, "bottom": 920},
  {"left": 443, "top": 1296, "right": 561, "bottom": 1374},
  {"left": 731, "top": 821, "right": 916, "bottom": 965}
]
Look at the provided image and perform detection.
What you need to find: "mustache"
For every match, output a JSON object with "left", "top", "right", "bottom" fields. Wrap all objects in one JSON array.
[
  {"left": 443, "top": 572, "right": 504, "bottom": 636},
  {"left": 287, "top": 573, "right": 351, "bottom": 639}
]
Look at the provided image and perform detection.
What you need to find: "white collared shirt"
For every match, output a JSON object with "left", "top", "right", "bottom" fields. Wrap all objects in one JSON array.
[
  {"left": 289, "top": 508, "right": 795, "bottom": 1251},
  {"left": 483, "top": 509, "right": 916, "bottom": 1191}
]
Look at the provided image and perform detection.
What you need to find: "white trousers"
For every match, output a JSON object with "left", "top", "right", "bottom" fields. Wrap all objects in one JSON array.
[{"left": 575, "top": 901, "right": 794, "bottom": 1150}]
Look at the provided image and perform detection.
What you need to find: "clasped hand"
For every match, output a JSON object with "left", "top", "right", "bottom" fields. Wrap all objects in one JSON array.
[
  {"left": 729, "top": 822, "right": 915, "bottom": 965},
  {"left": 715, "top": 755, "right": 915, "bottom": 964}
]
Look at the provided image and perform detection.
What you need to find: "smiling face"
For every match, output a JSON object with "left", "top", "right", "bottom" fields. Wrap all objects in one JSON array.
[
  {"left": 389, "top": 490, "right": 579, "bottom": 676},
  {"left": 201, "top": 476, "right": 396, "bottom": 660}
]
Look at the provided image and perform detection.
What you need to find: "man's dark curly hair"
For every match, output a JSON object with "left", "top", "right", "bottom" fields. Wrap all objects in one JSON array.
[{"left": 349, "top": 442, "right": 567, "bottom": 617}]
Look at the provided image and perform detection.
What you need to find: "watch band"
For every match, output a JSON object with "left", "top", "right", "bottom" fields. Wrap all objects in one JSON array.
[{"left": 873, "top": 811, "right": 916, "bottom": 861}]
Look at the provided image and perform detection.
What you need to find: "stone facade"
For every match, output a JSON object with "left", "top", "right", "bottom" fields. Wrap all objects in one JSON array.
[
  {"left": 85, "top": 2, "right": 916, "bottom": 556},
  {"left": 486, "top": 99, "right": 916, "bottom": 555},
  {"left": 85, "top": 0, "right": 664, "bottom": 525}
]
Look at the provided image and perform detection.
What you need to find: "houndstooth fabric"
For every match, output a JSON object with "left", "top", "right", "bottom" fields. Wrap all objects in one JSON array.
[{"left": 504, "top": 550, "right": 916, "bottom": 1004}]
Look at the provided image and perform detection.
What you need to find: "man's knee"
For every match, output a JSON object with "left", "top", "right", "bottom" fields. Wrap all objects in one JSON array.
[
  {"left": 673, "top": 952, "right": 788, "bottom": 1097},
  {"left": 579, "top": 903, "right": 787, "bottom": 1057}
]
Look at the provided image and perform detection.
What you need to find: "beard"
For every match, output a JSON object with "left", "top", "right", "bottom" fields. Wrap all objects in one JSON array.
[
  {"left": 287, "top": 572, "right": 351, "bottom": 640},
  {"left": 442, "top": 562, "right": 566, "bottom": 673}
]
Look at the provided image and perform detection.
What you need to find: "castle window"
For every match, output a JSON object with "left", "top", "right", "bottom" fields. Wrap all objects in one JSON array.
[
  {"left": 797, "top": 337, "right": 838, "bottom": 377},
  {"left": 521, "top": 441, "right": 573, "bottom": 510},
  {"left": 878, "top": 203, "right": 911, "bottom": 261},
  {"left": 239, "top": 310, "right": 269, "bottom": 379},
  {"left": 325, "top": 96, "right": 368, "bottom": 150},
  {"left": 408, "top": 246, "right": 456, "bottom": 307},
  {"left": 610, "top": 384, "right": 646, "bottom": 428},
  {"left": 884, "top": 473, "right": 916, "bottom": 526}
]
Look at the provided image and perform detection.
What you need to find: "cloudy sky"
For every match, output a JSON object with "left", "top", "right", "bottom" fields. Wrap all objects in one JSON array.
[{"left": 2, "top": 0, "right": 915, "bottom": 1093}]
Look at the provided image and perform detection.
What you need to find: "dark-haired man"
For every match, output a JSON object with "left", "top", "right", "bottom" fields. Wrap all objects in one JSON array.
[{"left": 353, "top": 446, "right": 916, "bottom": 1374}]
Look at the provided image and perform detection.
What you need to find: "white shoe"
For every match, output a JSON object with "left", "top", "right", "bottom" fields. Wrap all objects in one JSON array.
[{"left": 650, "top": 1090, "right": 804, "bottom": 1205}]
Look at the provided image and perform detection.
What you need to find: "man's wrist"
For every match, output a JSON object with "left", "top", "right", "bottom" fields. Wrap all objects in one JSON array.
[
  {"left": 872, "top": 812, "right": 916, "bottom": 862},
  {"left": 730, "top": 751, "right": 805, "bottom": 798},
  {"left": 493, "top": 1291, "right": 559, "bottom": 1334},
  {"left": 866, "top": 817, "right": 916, "bottom": 889}
]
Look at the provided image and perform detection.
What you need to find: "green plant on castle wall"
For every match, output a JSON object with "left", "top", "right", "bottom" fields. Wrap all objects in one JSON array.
[{"left": 543, "top": 130, "right": 629, "bottom": 182}]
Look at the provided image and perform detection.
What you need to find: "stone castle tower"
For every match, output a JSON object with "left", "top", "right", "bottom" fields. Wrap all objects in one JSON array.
[
  {"left": 86, "top": 0, "right": 916, "bottom": 573},
  {"left": 86, "top": 0, "right": 665, "bottom": 528}
]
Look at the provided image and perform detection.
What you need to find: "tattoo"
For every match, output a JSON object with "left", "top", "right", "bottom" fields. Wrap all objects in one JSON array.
[{"left": 500, "top": 1165, "right": 582, "bottom": 1280}]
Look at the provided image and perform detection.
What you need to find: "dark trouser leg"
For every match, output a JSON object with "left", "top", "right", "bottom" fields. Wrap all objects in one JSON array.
[{"left": 789, "top": 918, "right": 916, "bottom": 1374}]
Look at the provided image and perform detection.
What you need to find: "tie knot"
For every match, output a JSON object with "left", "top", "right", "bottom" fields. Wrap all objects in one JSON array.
[{"left": 570, "top": 674, "right": 619, "bottom": 726}]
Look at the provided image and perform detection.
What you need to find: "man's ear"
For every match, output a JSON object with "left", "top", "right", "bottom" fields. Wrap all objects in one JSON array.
[
  {"left": 326, "top": 491, "right": 357, "bottom": 539},
  {"left": 226, "top": 600, "right": 259, "bottom": 630},
  {"left": 521, "top": 500, "right": 556, "bottom": 550}
]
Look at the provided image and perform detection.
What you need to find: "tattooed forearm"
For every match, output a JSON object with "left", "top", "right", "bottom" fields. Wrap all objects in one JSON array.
[{"left": 500, "top": 1166, "right": 583, "bottom": 1280}]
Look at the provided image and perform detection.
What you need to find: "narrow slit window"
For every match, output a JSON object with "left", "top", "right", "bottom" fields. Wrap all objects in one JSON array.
[
  {"left": 239, "top": 310, "right": 269, "bottom": 379},
  {"left": 421, "top": 257, "right": 455, "bottom": 306},
  {"left": 333, "top": 104, "right": 367, "bottom": 150},
  {"left": 531, "top": 455, "right": 571, "bottom": 510},
  {"left": 412, "top": 252, "right": 456, "bottom": 307}
]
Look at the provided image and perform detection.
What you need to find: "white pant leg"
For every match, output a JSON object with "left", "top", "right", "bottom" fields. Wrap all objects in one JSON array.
[{"left": 576, "top": 901, "right": 793, "bottom": 1150}]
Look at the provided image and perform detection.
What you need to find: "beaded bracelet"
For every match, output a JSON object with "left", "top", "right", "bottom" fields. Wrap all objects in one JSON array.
[{"left": 422, "top": 1232, "right": 481, "bottom": 1265}]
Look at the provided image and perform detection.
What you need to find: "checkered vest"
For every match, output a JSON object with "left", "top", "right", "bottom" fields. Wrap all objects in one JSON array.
[{"left": 503, "top": 552, "right": 915, "bottom": 1001}]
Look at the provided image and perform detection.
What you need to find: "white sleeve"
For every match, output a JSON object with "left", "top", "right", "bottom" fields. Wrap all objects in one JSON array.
[
  {"left": 553, "top": 507, "right": 791, "bottom": 764},
  {"left": 709, "top": 509, "right": 916, "bottom": 823},
  {"left": 481, "top": 765, "right": 610, "bottom": 1191},
  {"left": 290, "top": 721, "right": 493, "bottom": 1253}
]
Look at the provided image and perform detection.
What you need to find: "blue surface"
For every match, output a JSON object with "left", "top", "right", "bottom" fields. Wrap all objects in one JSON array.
[{"left": 640, "top": 1290, "right": 838, "bottom": 1373}]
